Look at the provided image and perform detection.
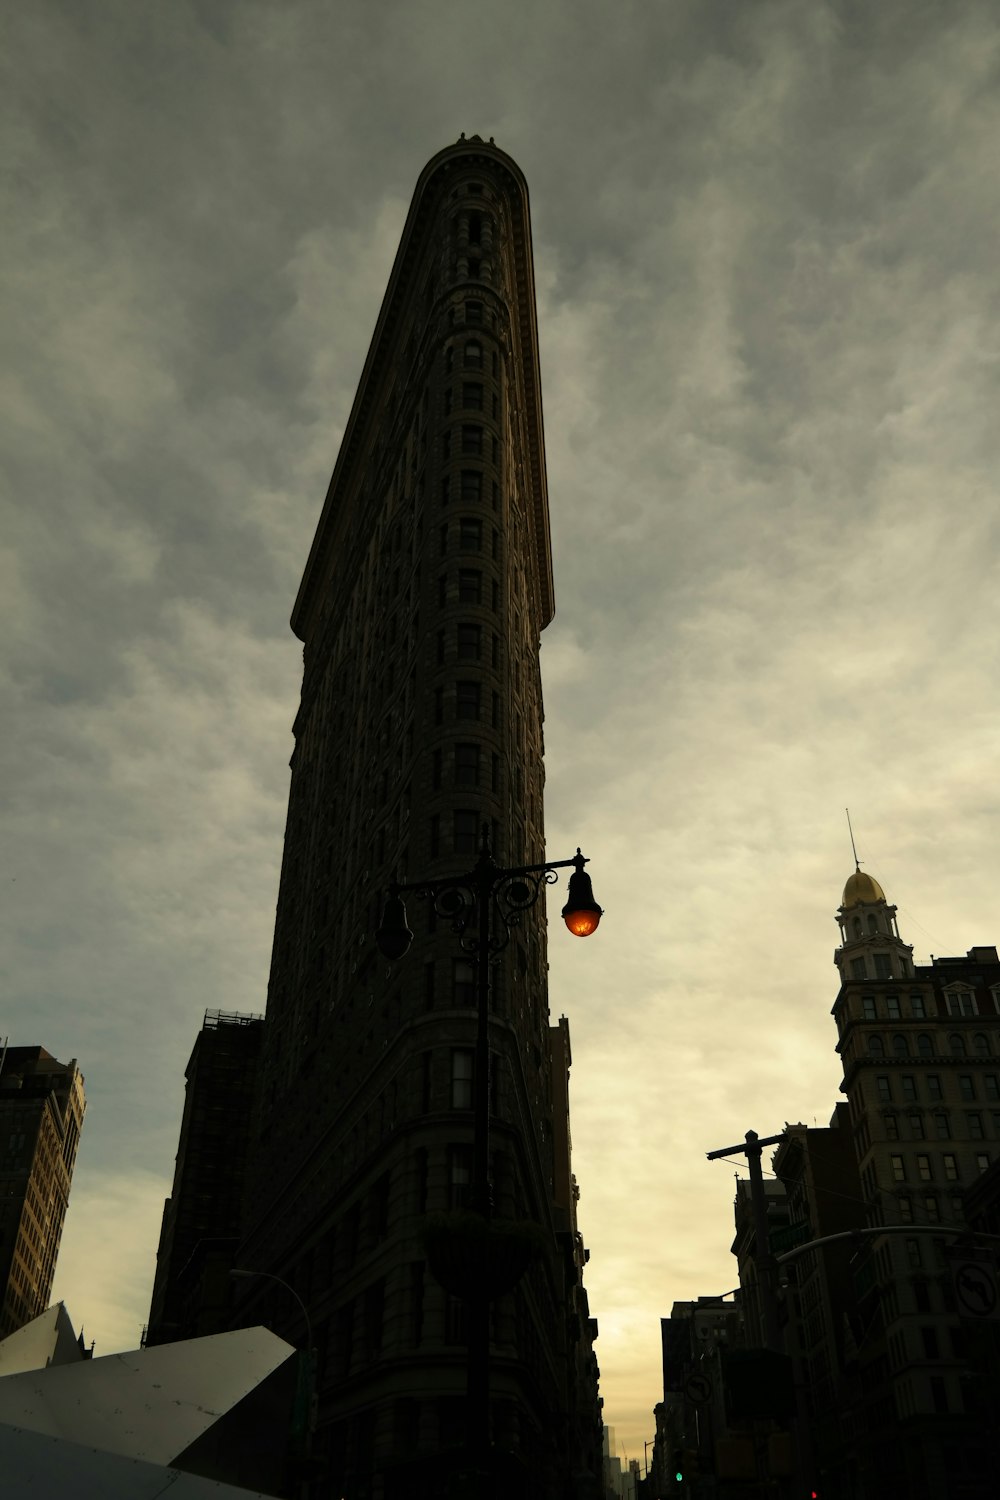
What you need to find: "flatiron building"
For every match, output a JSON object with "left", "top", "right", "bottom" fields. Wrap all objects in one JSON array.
[{"left": 228, "top": 137, "right": 601, "bottom": 1498}]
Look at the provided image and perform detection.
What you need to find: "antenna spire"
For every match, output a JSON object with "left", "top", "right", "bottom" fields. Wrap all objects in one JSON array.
[{"left": 846, "top": 808, "right": 860, "bottom": 870}]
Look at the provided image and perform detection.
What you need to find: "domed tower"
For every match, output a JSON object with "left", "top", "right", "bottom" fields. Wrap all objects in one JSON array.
[{"left": 834, "top": 866, "right": 914, "bottom": 984}]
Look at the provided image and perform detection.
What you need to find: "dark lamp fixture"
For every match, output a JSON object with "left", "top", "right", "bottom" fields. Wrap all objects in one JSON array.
[
  {"left": 561, "top": 854, "right": 602, "bottom": 937},
  {"left": 375, "top": 893, "right": 413, "bottom": 960}
]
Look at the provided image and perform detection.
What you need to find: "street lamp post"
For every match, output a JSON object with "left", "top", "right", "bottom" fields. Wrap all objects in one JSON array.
[
  {"left": 230, "top": 1268, "right": 316, "bottom": 1494},
  {"left": 376, "top": 823, "right": 601, "bottom": 1493}
]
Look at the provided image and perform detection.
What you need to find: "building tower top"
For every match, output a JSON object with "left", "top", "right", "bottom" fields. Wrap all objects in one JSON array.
[
  {"left": 834, "top": 863, "right": 913, "bottom": 984},
  {"left": 841, "top": 867, "right": 886, "bottom": 910}
]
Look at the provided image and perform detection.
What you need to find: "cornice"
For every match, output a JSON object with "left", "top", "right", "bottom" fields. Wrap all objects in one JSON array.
[{"left": 291, "top": 138, "right": 553, "bottom": 642}]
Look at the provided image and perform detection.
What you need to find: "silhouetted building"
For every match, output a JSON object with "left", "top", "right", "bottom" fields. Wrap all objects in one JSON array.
[
  {"left": 146, "top": 1010, "right": 263, "bottom": 1347},
  {"left": 144, "top": 137, "right": 602, "bottom": 1498},
  {"left": 830, "top": 869, "right": 1000, "bottom": 1498},
  {"left": 0, "top": 1045, "right": 85, "bottom": 1338}
]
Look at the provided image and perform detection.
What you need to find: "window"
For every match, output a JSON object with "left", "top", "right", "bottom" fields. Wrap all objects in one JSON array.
[
  {"left": 922, "top": 1326, "right": 940, "bottom": 1359},
  {"left": 868, "top": 1036, "right": 885, "bottom": 1058},
  {"left": 898, "top": 1196, "right": 912, "bottom": 1222},
  {"left": 947, "top": 990, "right": 978, "bottom": 1017},
  {"left": 923, "top": 1196, "right": 940, "bottom": 1223},
  {"left": 451, "top": 1049, "right": 473, "bottom": 1108},
  {"left": 967, "top": 1113, "right": 984, "bottom": 1139},
  {"left": 460, "top": 470, "right": 482, "bottom": 503},
  {"left": 441, "top": 475, "right": 450, "bottom": 506},
  {"left": 454, "top": 809, "right": 479, "bottom": 855},
  {"left": 927, "top": 1075, "right": 943, "bottom": 1100},
  {"left": 934, "top": 1114, "right": 951, "bottom": 1140},
  {"left": 887, "top": 995, "right": 901, "bottom": 1019},
  {"left": 914, "top": 1283, "right": 931, "bottom": 1313},
  {"left": 448, "top": 1144, "right": 472, "bottom": 1208},
  {"left": 442, "top": 430, "right": 451, "bottom": 461},
  {"left": 453, "top": 959, "right": 475, "bottom": 1007},
  {"left": 463, "top": 382, "right": 483, "bottom": 410},
  {"left": 917, "top": 1155, "right": 932, "bottom": 1181},
  {"left": 461, "top": 424, "right": 482, "bottom": 456},
  {"left": 468, "top": 211, "right": 482, "bottom": 245},
  {"left": 902, "top": 1076, "right": 917, "bottom": 1101},
  {"left": 459, "top": 517, "right": 482, "bottom": 551},
  {"left": 930, "top": 1376, "right": 948, "bottom": 1413},
  {"left": 455, "top": 743, "right": 480, "bottom": 787},
  {"left": 917, "top": 1034, "right": 934, "bottom": 1057},
  {"left": 456, "top": 681, "right": 481, "bottom": 720},
  {"left": 465, "top": 300, "right": 482, "bottom": 325},
  {"left": 429, "top": 814, "right": 440, "bottom": 857},
  {"left": 458, "top": 569, "right": 481, "bottom": 604},
  {"left": 457, "top": 623, "right": 480, "bottom": 661},
  {"left": 908, "top": 1114, "right": 924, "bottom": 1140},
  {"left": 434, "top": 686, "right": 443, "bottom": 724},
  {"left": 910, "top": 993, "right": 926, "bottom": 1018},
  {"left": 976, "top": 1153, "right": 990, "bottom": 1173},
  {"left": 874, "top": 954, "right": 892, "bottom": 979},
  {"left": 432, "top": 748, "right": 442, "bottom": 790},
  {"left": 877, "top": 1076, "right": 892, "bottom": 1102},
  {"left": 862, "top": 995, "right": 877, "bottom": 1020},
  {"left": 885, "top": 1114, "right": 899, "bottom": 1140},
  {"left": 464, "top": 340, "right": 482, "bottom": 368},
  {"left": 950, "top": 1033, "right": 966, "bottom": 1057},
  {"left": 943, "top": 1155, "right": 958, "bottom": 1181},
  {"left": 973, "top": 1033, "right": 989, "bottom": 1056},
  {"left": 986, "top": 1076, "right": 999, "bottom": 1100},
  {"left": 959, "top": 1076, "right": 975, "bottom": 1101},
  {"left": 906, "top": 1238, "right": 922, "bottom": 1268},
  {"left": 890, "top": 1154, "right": 906, "bottom": 1181},
  {"left": 893, "top": 1034, "right": 909, "bottom": 1057}
]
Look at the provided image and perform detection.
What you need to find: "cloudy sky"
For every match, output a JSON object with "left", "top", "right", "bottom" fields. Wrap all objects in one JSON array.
[{"left": 5, "top": 0, "right": 1000, "bottom": 1462}]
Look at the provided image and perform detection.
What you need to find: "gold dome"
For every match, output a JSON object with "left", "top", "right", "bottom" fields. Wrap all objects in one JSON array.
[{"left": 842, "top": 869, "right": 886, "bottom": 909}]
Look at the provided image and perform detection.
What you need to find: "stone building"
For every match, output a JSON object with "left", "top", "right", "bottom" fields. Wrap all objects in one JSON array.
[
  {"left": 829, "top": 867, "right": 1000, "bottom": 1497},
  {"left": 216, "top": 137, "right": 603, "bottom": 1498},
  {"left": 146, "top": 1010, "right": 263, "bottom": 1347},
  {"left": 0, "top": 1045, "right": 85, "bottom": 1338}
]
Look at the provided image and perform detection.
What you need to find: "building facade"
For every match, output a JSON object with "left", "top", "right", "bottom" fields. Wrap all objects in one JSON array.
[
  {"left": 830, "top": 868, "right": 1000, "bottom": 1497},
  {"left": 0, "top": 1045, "right": 85, "bottom": 1339},
  {"left": 223, "top": 137, "right": 601, "bottom": 1498},
  {"left": 146, "top": 1009, "right": 263, "bottom": 1347}
]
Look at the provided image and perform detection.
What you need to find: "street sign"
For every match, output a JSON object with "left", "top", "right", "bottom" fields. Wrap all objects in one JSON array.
[
  {"left": 684, "top": 1372, "right": 712, "bottom": 1405},
  {"left": 949, "top": 1256, "right": 1000, "bottom": 1320}
]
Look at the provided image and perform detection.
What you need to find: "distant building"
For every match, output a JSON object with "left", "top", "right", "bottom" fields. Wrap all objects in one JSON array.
[
  {"left": 653, "top": 1296, "right": 745, "bottom": 1497},
  {"left": 146, "top": 1011, "right": 263, "bottom": 1347},
  {"left": 828, "top": 868, "right": 1000, "bottom": 1497},
  {"left": 0, "top": 1045, "right": 85, "bottom": 1338}
]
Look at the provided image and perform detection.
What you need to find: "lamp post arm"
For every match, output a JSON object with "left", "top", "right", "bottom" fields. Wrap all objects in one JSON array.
[
  {"left": 386, "top": 849, "right": 591, "bottom": 901},
  {"left": 774, "top": 1223, "right": 1000, "bottom": 1265},
  {"left": 230, "top": 1269, "right": 314, "bottom": 1353}
]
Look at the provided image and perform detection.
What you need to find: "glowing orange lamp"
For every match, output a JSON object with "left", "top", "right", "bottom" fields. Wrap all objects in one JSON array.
[{"left": 561, "top": 852, "right": 602, "bottom": 937}]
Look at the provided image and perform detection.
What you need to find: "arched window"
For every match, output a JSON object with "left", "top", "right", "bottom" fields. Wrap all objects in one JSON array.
[
  {"left": 868, "top": 1036, "right": 885, "bottom": 1058},
  {"left": 973, "top": 1033, "right": 989, "bottom": 1057},
  {"left": 917, "top": 1034, "right": 934, "bottom": 1057},
  {"left": 892, "top": 1034, "right": 908, "bottom": 1057},
  {"left": 868, "top": 914, "right": 878, "bottom": 935},
  {"left": 949, "top": 1033, "right": 966, "bottom": 1058},
  {"left": 463, "top": 340, "right": 483, "bottom": 369},
  {"left": 853, "top": 917, "right": 863, "bottom": 939}
]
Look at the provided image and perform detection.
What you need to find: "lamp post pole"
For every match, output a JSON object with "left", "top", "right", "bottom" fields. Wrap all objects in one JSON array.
[
  {"left": 377, "top": 824, "right": 601, "bottom": 1494},
  {"left": 230, "top": 1269, "right": 315, "bottom": 1495}
]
